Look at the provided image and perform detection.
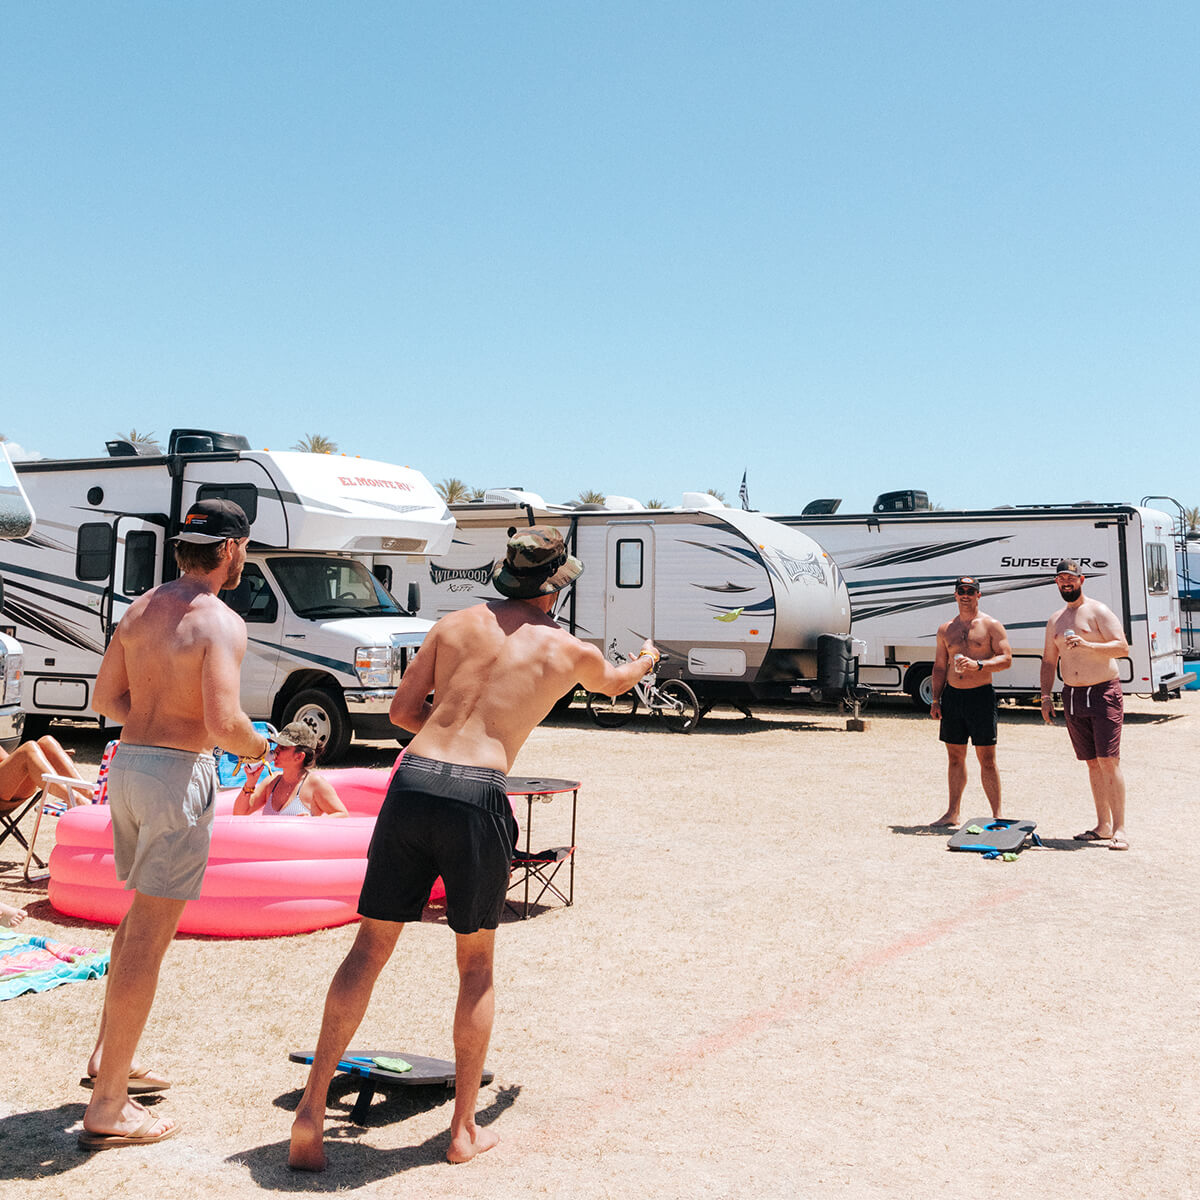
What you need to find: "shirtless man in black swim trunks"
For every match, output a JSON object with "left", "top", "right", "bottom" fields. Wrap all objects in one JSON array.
[
  {"left": 289, "top": 526, "right": 660, "bottom": 1171},
  {"left": 929, "top": 576, "right": 1013, "bottom": 827}
]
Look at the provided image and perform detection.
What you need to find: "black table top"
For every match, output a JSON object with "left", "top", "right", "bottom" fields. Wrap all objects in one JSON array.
[{"left": 506, "top": 776, "right": 580, "bottom": 795}]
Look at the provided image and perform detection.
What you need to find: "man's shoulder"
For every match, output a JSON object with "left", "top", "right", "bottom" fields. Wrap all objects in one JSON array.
[{"left": 981, "top": 611, "right": 1008, "bottom": 631}]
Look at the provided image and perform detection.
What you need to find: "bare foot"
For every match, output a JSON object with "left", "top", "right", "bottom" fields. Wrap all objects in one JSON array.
[
  {"left": 447, "top": 1123, "right": 499, "bottom": 1164},
  {"left": 929, "top": 812, "right": 959, "bottom": 827},
  {"left": 0, "top": 902, "right": 27, "bottom": 928},
  {"left": 288, "top": 1111, "right": 328, "bottom": 1172}
]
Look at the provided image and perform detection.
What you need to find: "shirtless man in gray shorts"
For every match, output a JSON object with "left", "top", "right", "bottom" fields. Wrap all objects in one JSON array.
[
  {"left": 289, "top": 527, "right": 660, "bottom": 1171},
  {"left": 80, "top": 500, "right": 270, "bottom": 1150},
  {"left": 1041, "top": 559, "right": 1130, "bottom": 850}
]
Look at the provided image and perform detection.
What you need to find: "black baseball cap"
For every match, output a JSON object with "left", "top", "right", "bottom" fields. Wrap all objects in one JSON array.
[
  {"left": 954, "top": 576, "right": 980, "bottom": 592},
  {"left": 172, "top": 499, "right": 251, "bottom": 544},
  {"left": 1055, "top": 558, "right": 1083, "bottom": 576}
]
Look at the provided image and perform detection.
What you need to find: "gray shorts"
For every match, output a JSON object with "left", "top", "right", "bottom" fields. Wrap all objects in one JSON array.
[{"left": 107, "top": 744, "right": 217, "bottom": 901}]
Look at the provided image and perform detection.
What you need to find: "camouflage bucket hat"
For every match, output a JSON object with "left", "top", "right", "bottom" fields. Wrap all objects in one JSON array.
[{"left": 492, "top": 526, "right": 584, "bottom": 599}]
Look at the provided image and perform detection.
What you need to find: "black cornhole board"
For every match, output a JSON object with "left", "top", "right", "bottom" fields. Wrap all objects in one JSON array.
[
  {"left": 948, "top": 818, "right": 1036, "bottom": 854},
  {"left": 289, "top": 1049, "right": 494, "bottom": 1123}
]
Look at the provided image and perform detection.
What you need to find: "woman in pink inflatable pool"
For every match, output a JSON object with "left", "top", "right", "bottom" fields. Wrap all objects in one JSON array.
[{"left": 232, "top": 722, "right": 349, "bottom": 817}]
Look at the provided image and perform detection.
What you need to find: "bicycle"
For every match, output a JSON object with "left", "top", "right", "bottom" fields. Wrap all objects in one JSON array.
[{"left": 585, "top": 651, "right": 701, "bottom": 733}]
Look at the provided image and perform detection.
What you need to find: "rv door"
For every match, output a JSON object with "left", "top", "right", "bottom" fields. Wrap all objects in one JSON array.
[
  {"left": 604, "top": 523, "right": 655, "bottom": 662},
  {"left": 104, "top": 518, "right": 165, "bottom": 643}
]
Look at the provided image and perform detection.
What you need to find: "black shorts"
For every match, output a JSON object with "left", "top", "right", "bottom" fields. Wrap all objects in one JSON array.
[
  {"left": 359, "top": 754, "right": 517, "bottom": 935},
  {"left": 938, "top": 684, "right": 998, "bottom": 747}
]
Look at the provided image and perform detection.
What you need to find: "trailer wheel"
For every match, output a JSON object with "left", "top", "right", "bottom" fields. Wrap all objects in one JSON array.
[
  {"left": 907, "top": 665, "right": 935, "bottom": 713},
  {"left": 281, "top": 688, "right": 352, "bottom": 762}
]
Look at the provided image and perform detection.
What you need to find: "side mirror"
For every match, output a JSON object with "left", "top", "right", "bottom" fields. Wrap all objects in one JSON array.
[{"left": 407, "top": 581, "right": 421, "bottom": 615}]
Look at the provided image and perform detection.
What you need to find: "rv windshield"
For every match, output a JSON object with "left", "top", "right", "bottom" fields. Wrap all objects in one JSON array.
[{"left": 267, "top": 556, "right": 406, "bottom": 619}]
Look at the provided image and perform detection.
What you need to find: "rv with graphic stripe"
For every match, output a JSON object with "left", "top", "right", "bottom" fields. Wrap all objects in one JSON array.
[
  {"left": 0, "top": 445, "right": 34, "bottom": 751},
  {"left": 377, "top": 490, "right": 854, "bottom": 708},
  {"left": 1, "top": 430, "right": 453, "bottom": 760},
  {"left": 776, "top": 498, "right": 1190, "bottom": 707}
]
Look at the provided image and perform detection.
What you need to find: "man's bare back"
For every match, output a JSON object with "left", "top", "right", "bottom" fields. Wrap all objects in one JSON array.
[{"left": 391, "top": 599, "right": 644, "bottom": 772}]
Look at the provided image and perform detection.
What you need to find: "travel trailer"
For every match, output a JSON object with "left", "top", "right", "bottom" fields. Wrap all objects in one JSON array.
[
  {"left": 1, "top": 430, "right": 453, "bottom": 760},
  {"left": 378, "top": 490, "right": 856, "bottom": 707},
  {"left": 777, "top": 497, "right": 1190, "bottom": 707},
  {"left": 0, "top": 445, "right": 34, "bottom": 751}
]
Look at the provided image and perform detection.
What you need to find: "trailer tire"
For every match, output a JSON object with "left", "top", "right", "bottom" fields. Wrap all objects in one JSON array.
[
  {"left": 907, "top": 665, "right": 935, "bottom": 713},
  {"left": 281, "top": 688, "right": 352, "bottom": 763}
]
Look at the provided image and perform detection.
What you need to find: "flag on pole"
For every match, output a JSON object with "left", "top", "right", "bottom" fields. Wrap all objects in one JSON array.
[{"left": 739, "top": 471, "right": 750, "bottom": 510}]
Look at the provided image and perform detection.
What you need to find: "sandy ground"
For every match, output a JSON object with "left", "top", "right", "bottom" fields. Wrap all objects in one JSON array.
[{"left": 2, "top": 691, "right": 1198, "bottom": 1200}]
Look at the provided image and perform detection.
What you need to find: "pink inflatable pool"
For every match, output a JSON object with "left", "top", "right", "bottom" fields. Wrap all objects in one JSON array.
[{"left": 47, "top": 766, "right": 444, "bottom": 938}]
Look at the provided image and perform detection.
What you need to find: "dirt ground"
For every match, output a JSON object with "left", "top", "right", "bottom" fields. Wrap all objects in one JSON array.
[{"left": 2, "top": 691, "right": 1197, "bottom": 1200}]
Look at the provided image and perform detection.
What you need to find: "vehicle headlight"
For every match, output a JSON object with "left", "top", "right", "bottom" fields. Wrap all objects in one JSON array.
[
  {"left": 354, "top": 646, "right": 393, "bottom": 688},
  {"left": 4, "top": 652, "right": 21, "bottom": 706}
]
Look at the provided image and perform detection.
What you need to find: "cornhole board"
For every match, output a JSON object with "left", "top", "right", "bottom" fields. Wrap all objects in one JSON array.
[
  {"left": 289, "top": 1050, "right": 494, "bottom": 1124},
  {"left": 948, "top": 818, "right": 1036, "bottom": 854}
]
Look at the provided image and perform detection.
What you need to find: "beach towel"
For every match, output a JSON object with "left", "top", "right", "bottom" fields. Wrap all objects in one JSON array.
[{"left": 0, "top": 927, "right": 110, "bottom": 1001}]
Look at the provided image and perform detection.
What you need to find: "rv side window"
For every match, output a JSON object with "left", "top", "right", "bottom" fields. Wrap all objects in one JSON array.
[
  {"left": 197, "top": 483, "right": 258, "bottom": 525},
  {"left": 77, "top": 523, "right": 115, "bottom": 581},
  {"left": 219, "top": 563, "right": 278, "bottom": 623},
  {"left": 1146, "top": 544, "right": 1169, "bottom": 595},
  {"left": 122, "top": 531, "right": 158, "bottom": 596},
  {"left": 615, "top": 539, "right": 644, "bottom": 588}
]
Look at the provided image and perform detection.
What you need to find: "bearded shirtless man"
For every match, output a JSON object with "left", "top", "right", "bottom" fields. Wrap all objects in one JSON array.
[
  {"left": 1040, "top": 559, "right": 1130, "bottom": 850},
  {"left": 929, "top": 576, "right": 1013, "bottom": 827},
  {"left": 289, "top": 527, "right": 661, "bottom": 1172},
  {"left": 79, "top": 500, "right": 270, "bottom": 1150}
]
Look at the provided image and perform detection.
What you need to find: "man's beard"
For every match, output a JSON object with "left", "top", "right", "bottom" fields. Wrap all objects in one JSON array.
[
  {"left": 223, "top": 560, "right": 243, "bottom": 589},
  {"left": 1058, "top": 584, "right": 1082, "bottom": 602}
]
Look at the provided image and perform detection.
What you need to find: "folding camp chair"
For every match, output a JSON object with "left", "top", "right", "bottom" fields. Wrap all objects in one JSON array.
[
  {"left": 22, "top": 739, "right": 118, "bottom": 882},
  {"left": 0, "top": 791, "right": 44, "bottom": 864},
  {"left": 505, "top": 776, "right": 579, "bottom": 919}
]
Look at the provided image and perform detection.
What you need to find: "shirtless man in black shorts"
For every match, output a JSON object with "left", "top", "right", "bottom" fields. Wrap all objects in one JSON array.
[
  {"left": 1040, "top": 559, "right": 1130, "bottom": 850},
  {"left": 289, "top": 527, "right": 661, "bottom": 1171},
  {"left": 929, "top": 576, "right": 1013, "bottom": 827}
]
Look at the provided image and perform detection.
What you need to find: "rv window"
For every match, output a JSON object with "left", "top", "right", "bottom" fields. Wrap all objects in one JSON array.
[
  {"left": 1146, "top": 543, "right": 1169, "bottom": 595},
  {"left": 122, "top": 531, "right": 158, "bottom": 596},
  {"left": 219, "top": 563, "right": 278, "bottom": 623},
  {"left": 77, "top": 523, "right": 115, "bottom": 581},
  {"left": 268, "top": 556, "right": 402, "bottom": 619},
  {"left": 196, "top": 483, "right": 258, "bottom": 525},
  {"left": 615, "top": 539, "right": 644, "bottom": 588}
]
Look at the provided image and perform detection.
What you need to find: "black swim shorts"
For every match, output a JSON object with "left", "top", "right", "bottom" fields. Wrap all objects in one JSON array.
[
  {"left": 358, "top": 753, "right": 517, "bottom": 935},
  {"left": 938, "top": 684, "right": 998, "bottom": 747}
]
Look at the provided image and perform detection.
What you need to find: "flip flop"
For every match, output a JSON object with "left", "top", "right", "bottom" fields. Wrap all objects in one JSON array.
[
  {"left": 78, "top": 1114, "right": 179, "bottom": 1151},
  {"left": 1109, "top": 837, "right": 1130, "bottom": 851},
  {"left": 80, "top": 1067, "right": 172, "bottom": 1094},
  {"left": 1072, "top": 830, "right": 1108, "bottom": 842}
]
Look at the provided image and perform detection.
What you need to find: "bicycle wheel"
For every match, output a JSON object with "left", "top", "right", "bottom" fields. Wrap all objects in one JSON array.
[
  {"left": 657, "top": 680, "right": 700, "bottom": 733},
  {"left": 586, "top": 690, "right": 638, "bottom": 728}
]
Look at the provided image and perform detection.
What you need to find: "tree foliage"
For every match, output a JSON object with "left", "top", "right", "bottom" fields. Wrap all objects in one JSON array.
[
  {"left": 436, "top": 477, "right": 471, "bottom": 503},
  {"left": 119, "top": 428, "right": 161, "bottom": 450},
  {"left": 577, "top": 489, "right": 606, "bottom": 505},
  {"left": 1185, "top": 506, "right": 1200, "bottom": 533},
  {"left": 644, "top": 498, "right": 665, "bottom": 509},
  {"left": 293, "top": 433, "right": 338, "bottom": 454}
]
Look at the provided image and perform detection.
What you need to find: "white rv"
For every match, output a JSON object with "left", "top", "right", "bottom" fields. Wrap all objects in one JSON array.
[
  {"left": 777, "top": 498, "right": 1190, "bottom": 707},
  {"left": 378, "top": 490, "right": 854, "bottom": 705},
  {"left": 0, "top": 445, "right": 34, "bottom": 751},
  {"left": 2, "top": 429, "right": 453, "bottom": 759}
]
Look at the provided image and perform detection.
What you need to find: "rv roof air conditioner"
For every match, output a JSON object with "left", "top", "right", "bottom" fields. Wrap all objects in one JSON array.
[
  {"left": 105, "top": 438, "right": 160, "bottom": 458},
  {"left": 682, "top": 491, "right": 725, "bottom": 509},
  {"left": 802, "top": 498, "right": 842, "bottom": 515},
  {"left": 873, "top": 490, "right": 930, "bottom": 513},
  {"left": 168, "top": 429, "right": 253, "bottom": 455},
  {"left": 482, "top": 488, "right": 547, "bottom": 507},
  {"left": 603, "top": 496, "right": 643, "bottom": 511}
]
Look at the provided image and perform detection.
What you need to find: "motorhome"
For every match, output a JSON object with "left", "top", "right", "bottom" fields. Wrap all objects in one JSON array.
[
  {"left": 0, "top": 445, "right": 33, "bottom": 751},
  {"left": 1, "top": 429, "right": 453, "bottom": 760},
  {"left": 378, "top": 490, "right": 855, "bottom": 707},
  {"left": 777, "top": 497, "right": 1190, "bottom": 707}
]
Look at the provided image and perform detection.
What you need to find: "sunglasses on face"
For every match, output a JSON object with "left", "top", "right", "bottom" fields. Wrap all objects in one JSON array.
[{"left": 955, "top": 587, "right": 979, "bottom": 596}]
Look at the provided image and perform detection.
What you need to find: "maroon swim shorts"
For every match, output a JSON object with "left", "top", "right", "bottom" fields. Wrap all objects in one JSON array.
[{"left": 1062, "top": 678, "right": 1123, "bottom": 760}]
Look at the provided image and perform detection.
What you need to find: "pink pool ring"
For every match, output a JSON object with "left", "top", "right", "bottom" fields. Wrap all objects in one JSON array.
[{"left": 47, "top": 765, "right": 447, "bottom": 937}]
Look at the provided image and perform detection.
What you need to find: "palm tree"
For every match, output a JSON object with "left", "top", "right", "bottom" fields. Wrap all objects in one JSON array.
[
  {"left": 469, "top": 486, "right": 488, "bottom": 501},
  {"left": 1185, "top": 506, "right": 1200, "bottom": 535},
  {"left": 644, "top": 498, "right": 665, "bottom": 509},
  {"left": 577, "top": 489, "right": 606, "bottom": 505},
  {"left": 706, "top": 488, "right": 726, "bottom": 503},
  {"left": 436, "top": 477, "right": 471, "bottom": 503},
  {"left": 293, "top": 433, "right": 338, "bottom": 454},
  {"left": 119, "top": 428, "right": 162, "bottom": 450}
]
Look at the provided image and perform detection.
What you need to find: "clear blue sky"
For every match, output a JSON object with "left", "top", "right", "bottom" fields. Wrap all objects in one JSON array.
[{"left": 2, "top": 2, "right": 1197, "bottom": 516}]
